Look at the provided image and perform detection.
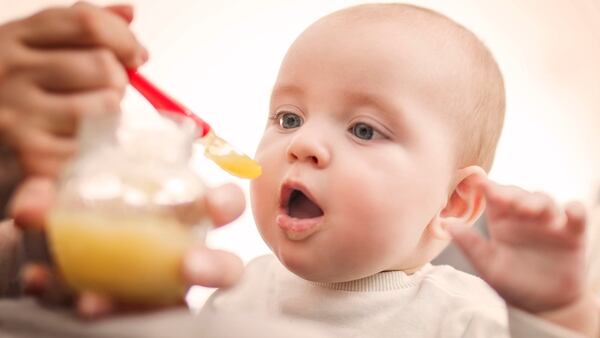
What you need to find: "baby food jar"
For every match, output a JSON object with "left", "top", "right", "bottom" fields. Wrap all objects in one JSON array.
[{"left": 47, "top": 113, "right": 209, "bottom": 305}]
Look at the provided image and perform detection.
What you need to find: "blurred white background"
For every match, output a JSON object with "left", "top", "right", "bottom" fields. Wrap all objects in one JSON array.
[{"left": 2, "top": 0, "right": 599, "bottom": 267}]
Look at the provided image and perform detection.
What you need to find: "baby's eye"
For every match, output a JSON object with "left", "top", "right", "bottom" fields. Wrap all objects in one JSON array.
[
  {"left": 349, "top": 122, "right": 384, "bottom": 140},
  {"left": 277, "top": 111, "right": 303, "bottom": 129}
]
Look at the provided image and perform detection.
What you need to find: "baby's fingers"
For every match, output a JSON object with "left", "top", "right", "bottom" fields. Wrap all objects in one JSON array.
[
  {"left": 513, "top": 192, "right": 563, "bottom": 225},
  {"left": 479, "top": 180, "right": 524, "bottom": 217},
  {"left": 481, "top": 181, "right": 562, "bottom": 225},
  {"left": 448, "top": 226, "right": 496, "bottom": 277}
]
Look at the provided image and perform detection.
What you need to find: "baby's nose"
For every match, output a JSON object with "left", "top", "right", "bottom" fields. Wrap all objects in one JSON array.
[{"left": 286, "top": 131, "right": 330, "bottom": 168}]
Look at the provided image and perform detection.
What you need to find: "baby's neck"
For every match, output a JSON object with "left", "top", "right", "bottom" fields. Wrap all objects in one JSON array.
[
  {"left": 313, "top": 264, "right": 433, "bottom": 292},
  {"left": 384, "top": 264, "right": 425, "bottom": 275}
]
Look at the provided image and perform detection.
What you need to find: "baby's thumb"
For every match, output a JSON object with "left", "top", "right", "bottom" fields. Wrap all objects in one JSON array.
[{"left": 448, "top": 225, "right": 495, "bottom": 276}]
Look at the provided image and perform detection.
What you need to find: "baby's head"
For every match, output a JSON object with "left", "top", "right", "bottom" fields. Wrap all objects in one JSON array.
[{"left": 250, "top": 3, "right": 505, "bottom": 282}]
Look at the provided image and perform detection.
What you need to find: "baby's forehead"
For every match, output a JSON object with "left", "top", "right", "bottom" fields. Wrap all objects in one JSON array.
[
  {"left": 332, "top": 7, "right": 492, "bottom": 100},
  {"left": 303, "top": 7, "right": 483, "bottom": 74},
  {"left": 280, "top": 6, "right": 486, "bottom": 107},
  {"left": 323, "top": 4, "right": 486, "bottom": 60},
  {"left": 323, "top": 4, "right": 464, "bottom": 40}
]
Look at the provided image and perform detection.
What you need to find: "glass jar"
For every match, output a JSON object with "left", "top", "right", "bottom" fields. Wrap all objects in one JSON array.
[{"left": 47, "top": 113, "right": 209, "bottom": 305}]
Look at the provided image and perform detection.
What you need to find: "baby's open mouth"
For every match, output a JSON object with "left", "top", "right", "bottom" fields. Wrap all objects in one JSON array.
[
  {"left": 280, "top": 185, "right": 324, "bottom": 219},
  {"left": 288, "top": 189, "right": 324, "bottom": 218},
  {"left": 278, "top": 184, "right": 324, "bottom": 241}
]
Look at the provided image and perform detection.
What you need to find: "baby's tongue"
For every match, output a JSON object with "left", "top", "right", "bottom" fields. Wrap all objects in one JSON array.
[{"left": 289, "top": 193, "right": 323, "bottom": 219}]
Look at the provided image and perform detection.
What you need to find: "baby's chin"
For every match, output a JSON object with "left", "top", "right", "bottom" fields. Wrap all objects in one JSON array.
[{"left": 275, "top": 250, "right": 382, "bottom": 283}]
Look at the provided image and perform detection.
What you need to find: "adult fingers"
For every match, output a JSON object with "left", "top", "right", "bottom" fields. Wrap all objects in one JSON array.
[
  {"left": 564, "top": 201, "right": 586, "bottom": 236},
  {"left": 45, "top": 86, "right": 122, "bottom": 135},
  {"left": 182, "top": 247, "right": 243, "bottom": 288},
  {"left": 204, "top": 183, "right": 246, "bottom": 227},
  {"left": 0, "top": 74, "right": 121, "bottom": 137},
  {"left": 104, "top": 4, "right": 134, "bottom": 23},
  {"left": 8, "top": 122, "right": 77, "bottom": 176},
  {"left": 27, "top": 48, "right": 128, "bottom": 93},
  {"left": 33, "top": 87, "right": 122, "bottom": 137},
  {"left": 19, "top": 2, "right": 146, "bottom": 68},
  {"left": 77, "top": 291, "right": 115, "bottom": 319},
  {"left": 9, "top": 177, "right": 57, "bottom": 231},
  {"left": 21, "top": 263, "right": 51, "bottom": 295},
  {"left": 13, "top": 125, "right": 76, "bottom": 156},
  {"left": 22, "top": 262, "right": 74, "bottom": 305}
]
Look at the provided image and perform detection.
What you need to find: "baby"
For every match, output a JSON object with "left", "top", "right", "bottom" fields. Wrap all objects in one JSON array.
[
  {"left": 0, "top": 2, "right": 594, "bottom": 337},
  {"left": 202, "top": 4, "right": 595, "bottom": 337}
]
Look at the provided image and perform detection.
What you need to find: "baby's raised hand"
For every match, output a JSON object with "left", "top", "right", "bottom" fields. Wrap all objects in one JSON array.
[{"left": 449, "top": 179, "right": 587, "bottom": 314}]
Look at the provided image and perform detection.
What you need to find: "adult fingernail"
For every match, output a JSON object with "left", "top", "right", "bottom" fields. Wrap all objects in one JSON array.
[{"left": 131, "top": 48, "right": 149, "bottom": 67}]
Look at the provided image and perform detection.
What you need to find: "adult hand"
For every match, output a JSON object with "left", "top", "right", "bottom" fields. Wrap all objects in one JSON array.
[
  {"left": 2, "top": 2, "right": 246, "bottom": 318},
  {"left": 0, "top": 2, "right": 147, "bottom": 177},
  {"left": 10, "top": 178, "right": 245, "bottom": 318}
]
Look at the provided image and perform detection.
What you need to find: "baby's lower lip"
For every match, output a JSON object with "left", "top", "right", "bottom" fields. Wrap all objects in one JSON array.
[{"left": 276, "top": 210, "right": 323, "bottom": 241}]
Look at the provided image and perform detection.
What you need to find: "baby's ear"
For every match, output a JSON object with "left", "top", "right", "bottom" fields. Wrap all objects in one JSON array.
[{"left": 430, "top": 166, "right": 487, "bottom": 240}]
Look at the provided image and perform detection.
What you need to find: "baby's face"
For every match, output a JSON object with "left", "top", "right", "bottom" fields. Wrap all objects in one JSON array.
[{"left": 251, "top": 18, "right": 460, "bottom": 282}]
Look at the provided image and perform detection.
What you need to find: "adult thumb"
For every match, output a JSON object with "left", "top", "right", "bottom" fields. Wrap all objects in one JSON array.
[{"left": 9, "top": 178, "right": 56, "bottom": 231}]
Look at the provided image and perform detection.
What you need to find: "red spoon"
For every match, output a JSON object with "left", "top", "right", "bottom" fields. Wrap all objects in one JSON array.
[{"left": 127, "top": 69, "right": 261, "bottom": 179}]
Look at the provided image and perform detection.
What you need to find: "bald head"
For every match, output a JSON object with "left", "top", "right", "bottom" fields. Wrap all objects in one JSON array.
[{"left": 319, "top": 3, "right": 506, "bottom": 172}]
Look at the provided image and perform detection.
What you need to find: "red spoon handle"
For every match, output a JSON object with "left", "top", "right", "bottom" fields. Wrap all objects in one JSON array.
[{"left": 127, "top": 69, "right": 211, "bottom": 137}]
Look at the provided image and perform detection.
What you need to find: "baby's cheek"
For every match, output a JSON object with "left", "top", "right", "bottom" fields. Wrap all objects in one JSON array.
[
  {"left": 250, "top": 176, "right": 278, "bottom": 245},
  {"left": 331, "top": 176, "right": 421, "bottom": 261},
  {"left": 325, "top": 219, "right": 408, "bottom": 278}
]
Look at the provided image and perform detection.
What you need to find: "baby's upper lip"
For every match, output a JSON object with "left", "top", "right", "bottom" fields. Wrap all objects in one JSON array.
[{"left": 279, "top": 179, "right": 321, "bottom": 210}]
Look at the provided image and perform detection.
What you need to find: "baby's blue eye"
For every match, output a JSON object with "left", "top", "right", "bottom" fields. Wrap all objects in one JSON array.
[
  {"left": 350, "top": 122, "right": 375, "bottom": 140},
  {"left": 278, "top": 112, "right": 303, "bottom": 129}
]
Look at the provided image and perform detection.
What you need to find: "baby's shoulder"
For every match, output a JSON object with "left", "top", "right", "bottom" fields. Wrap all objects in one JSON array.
[
  {"left": 245, "top": 254, "right": 280, "bottom": 273},
  {"left": 421, "top": 264, "right": 505, "bottom": 309},
  {"left": 416, "top": 265, "right": 508, "bottom": 332},
  {"left": 202, "top": 255, "right": 280, "bottom": 312}
]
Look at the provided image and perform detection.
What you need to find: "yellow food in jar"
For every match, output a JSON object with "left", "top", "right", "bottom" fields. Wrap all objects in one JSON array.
[{"left": 48, "top": 209, "right": 193, "bottom": 305}]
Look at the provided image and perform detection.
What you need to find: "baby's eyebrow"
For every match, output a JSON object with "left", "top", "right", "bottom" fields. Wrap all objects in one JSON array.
[
  {"left": 345, "top": 90, "right": 405, "bottom": 126},
  {"left": 271, "top": 84, "right": 305, "bottom": 99}
]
